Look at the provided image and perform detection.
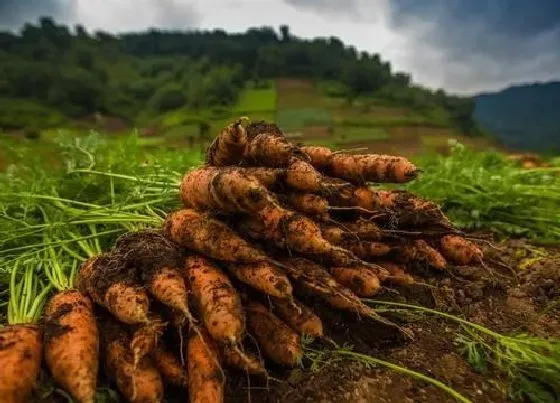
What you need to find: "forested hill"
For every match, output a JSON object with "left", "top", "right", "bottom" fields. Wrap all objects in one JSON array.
[
  {"left": 474, "top": 82, "right": 560, "bottom": 152},
  {"left": 0, "top": 17, "right": 476, "bottom": 134}
]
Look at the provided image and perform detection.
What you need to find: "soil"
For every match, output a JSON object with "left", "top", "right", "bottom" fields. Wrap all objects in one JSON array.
[{"left": 30, "top": 236, "right": 560, "bottom": 403}]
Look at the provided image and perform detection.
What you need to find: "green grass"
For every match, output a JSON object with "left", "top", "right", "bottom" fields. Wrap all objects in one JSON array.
[
  {"left": 232, "top": 87, "right": 276, "bottom": 113},
  {"left": 276, "top": 108, "right": 331, "bottom": 131}
]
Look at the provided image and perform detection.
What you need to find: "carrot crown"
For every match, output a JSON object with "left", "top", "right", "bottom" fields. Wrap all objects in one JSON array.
[{"left": 7, "top": 260, "right": 51, "bottom": 325}]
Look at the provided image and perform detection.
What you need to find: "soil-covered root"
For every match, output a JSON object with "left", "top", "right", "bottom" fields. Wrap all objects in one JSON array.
[
  {"left": 187, "top": 329, "right": 224, "bottom": 403},
  {"left": 226, "top": 261, "right": 293, "bottom": 299},
  {"left": 376, "top": 261, "right": 415, "bottom": 286},
  {"left": 438, "top": 235, "right": 483, "bottom": 266},
  {"left": 270, "top": 297, "right": 324, "bottom": 337},
  {"left": 326, "top": 153, "right": 420, "bottom": 184},
  {"left": 0, "top": 324, "right": 42, "bottom": 403},
  {"left": 341, "top": 240, "right": 391, "bottom": 260},
  {"left": 180, "top": 166, "right": 277, "bottom": 214},
  {"left": 246, "top": 301, "right": 303, "bottom": 367},
  {"left": 277, "top": 257, "right": 401, "bottom": 331},
  {"left": 164, "top": 209, "right": 268, "bottom": 264},
  {"left": 238, "top": 205, "right": 360, "bottom": 266},
  {"left": 299, "top": 145, "right": 333, "bottom": 170},
  {"left": 44, "top": 290, "right": 98, "bottom": 403},
  {"left": 285, "top": 158, "right": 323, "bottom": 192},
  {"left": 184, "top": 255, "right": 245, "bottom": 346},
  {"left": 394, "top": 239, "right": 447, "bottom": 270},
  {"left": 115, "top": 230, "right": 192, "bottom": 323},
  {"left": 206, "top": 118, "right": 248, "bottom": 166},
  {"left": 77, "top": 253, "right": 150, "bottom": 325},
  {"left": 330, "top": 266, "right": 381, "bottom": 297},
  {"left": 220, "top": 344, "right": 267, "bottom": 376},
  {"left": 244, "top": 121, "right": 299, "bottom": 167},
  {"left": 151, "top": 343, "right": 188, "bottom": 389},
  {"left": 130, "top": 313, "right": 166, "bottom": 367}
]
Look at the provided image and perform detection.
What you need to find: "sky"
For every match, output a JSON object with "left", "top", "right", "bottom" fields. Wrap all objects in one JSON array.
[{"left": 0, "top": 0, "right": 559, "bottom": 95}]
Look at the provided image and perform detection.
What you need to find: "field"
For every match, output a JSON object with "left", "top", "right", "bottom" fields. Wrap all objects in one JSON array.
[{"left": 0, "top": 84, "right": 559, "bottom": 403}]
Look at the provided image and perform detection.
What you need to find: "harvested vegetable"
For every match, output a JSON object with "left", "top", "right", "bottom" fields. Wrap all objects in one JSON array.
[
  {"left": 187, "top": 329, "right": 224, "bottom": 403},
  {"left": 152, "top": 343, "right": 188, "bottom": 389},
  {"left": 246, "top": 301, "right": 303, "bottom": 366},
  {"left": 206, "top": 118, "right": 248, "bottom": 166},
  {"left": 221, "top": 344, "right": 267, "bottom": 376},
  {"left": 439, "top": 235, "right": 483, "bottom": 266},
  {"left": 244, "top": 121, "right": 297, "bottom": 167},
  {"left": 226, "top": 261, "right": 293, "bottom": 299},
  {"left": 270, "top": 297, "right": 323, "bottom": 337},
  {"left": 185, "top": 255, "right": 245, "bottom": 345},
  {"left": 331, "top": 266, "right": 381, "bottom": 297}
]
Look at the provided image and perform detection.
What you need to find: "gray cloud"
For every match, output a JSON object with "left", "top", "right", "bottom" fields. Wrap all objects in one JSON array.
[
  {"left": 0, "top": 0, "right": 74, "bottom": 30},
  {"left": 285, "top": 0, "right": 560, "bottom": 93}
]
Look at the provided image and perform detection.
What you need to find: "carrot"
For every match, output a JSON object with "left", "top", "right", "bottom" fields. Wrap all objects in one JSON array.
[
  {"left": 220, "top": 344, "right": 267, "bottom": 376},
  {"left": 0, "top": 266, "right": 49, "bottom": 403},
  {"left": 226, "top": 261, "right": 293, "bottom": 299},
  {"left": 340, "top": 219, "right": 383, "bottom": 241},
  {"left": 287, "top": 193, "right": 329, "bottom": 216},
  {"left": 278, "top": 257, "right": 401, "bottom": 330},
  {"left": 0, "top": 325, "right": 42, "bottom": 403},
  {"left": 270, "top": 297, "right": 323, "bottom": 337},
  {"left": 130, "top": 314, "right": 166, "bottom": 366},
  {"left": 235, "top": 166, "right": 285, "bottom": 189},
  {"left": 285, "top": 158, "right": 323, "bottom": 192},
  {"left": 77, "top": 253, "right": 150, "bottom": 324},
  {"left": 184, "top": 255, "right": 245, "bottom": 345},
  {"left": 330, "top": 266, "right": 381, "bottom": 297},
  {"left": 244, "top": 121, "right": 297, "bottom": 167},
  {"left": 300, "top": 145, "right": 333, "bottom": 169},
  {"left": 246, "top": 301, "right": 303, "bottom": 366},
  {"left": 341, "top": 240, "right": 391, "bottom": 260},
  {"left": 44, "top": 290, "right": 98, "bottom": 403},
  {"left": 206, "top": 118, "right": 248, "bottom": 166},
  {"left": 164, "top": 209, "right": 268, "bottom": 263},
  {"left": 397, "top": 240, "right": 447, "bottom": 270},
  {"left": 152, "top": 343, "right": 188, "bottom": 389},
  {"left": 239, "top": 205, "right": 359, "bottom": 266},
  {"left": 180, "top": 166, "right": 276, "bottom": 213},
  {"left": 187, "top": 329, "right": 224, "bottom": 403},
  {"left": 115, "top": 230, "right": 193, "bottom": 325},
  {"left": 376, "top": 262, "right": 415, "bottom": 286},
  {"left": 439, "top": 235, "right": 483, "bottom": 266},
  {"left": 104, "top": 319, "right": 164, "bottom": 403},
  {"left": 323, "top": 153, "right": 419, "bottom": 184}
]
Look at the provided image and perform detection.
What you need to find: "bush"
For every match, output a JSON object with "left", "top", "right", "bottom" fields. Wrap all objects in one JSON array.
[
  {"left": 149, "top": 83, "right": 187, "bottom": 112},
  {"left": 0, "top": 98, "right": 65, "bottom": 129}
]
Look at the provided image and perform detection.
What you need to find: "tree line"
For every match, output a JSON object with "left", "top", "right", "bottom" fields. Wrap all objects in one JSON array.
[{"left": 0, "top": 17, "right": 478, "bottom": 134}]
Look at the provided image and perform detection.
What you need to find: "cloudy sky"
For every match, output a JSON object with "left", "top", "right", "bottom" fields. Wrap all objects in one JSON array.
[{"left": 1, "top": 0, "right": 559, "bottom": 95}]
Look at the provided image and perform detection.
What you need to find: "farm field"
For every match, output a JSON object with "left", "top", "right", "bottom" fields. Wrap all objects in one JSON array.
[{"left": 1, "top": 124, "right": 559, "bottom": 403}]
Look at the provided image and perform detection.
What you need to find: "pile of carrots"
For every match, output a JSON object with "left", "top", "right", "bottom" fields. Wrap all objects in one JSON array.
[{"left": 0, "top": 118, "right": 484, "bottom": 403}]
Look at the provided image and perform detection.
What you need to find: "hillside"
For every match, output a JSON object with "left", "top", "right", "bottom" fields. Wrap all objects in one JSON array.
[
  {"left": 0, "top": 17, "right": 479, "bottom": 142},
  {"left": 474, "top": 81, "right": 560, "bottom": 152}
]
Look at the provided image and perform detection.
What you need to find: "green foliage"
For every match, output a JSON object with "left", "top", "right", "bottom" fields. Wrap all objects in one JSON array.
[
  {"left": 0, "top": 18, "right": 479, "bottom": 135},
  {"left": 405, "top": 142, "right": 560, "bottom": 242},
  {"left": 0, "top": 98, "right": 65, "bottom": 129},
  {"left": 276, "top": 108, "right": 330, "bottom": 131}
]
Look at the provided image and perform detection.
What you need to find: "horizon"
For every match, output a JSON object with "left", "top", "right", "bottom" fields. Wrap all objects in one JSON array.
[{"left": 1, "top": 0, "right": 559, "bottom": 95}]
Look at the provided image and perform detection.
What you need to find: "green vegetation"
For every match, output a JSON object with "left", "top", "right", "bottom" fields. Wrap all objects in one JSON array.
[
  {"left": 404, "top": 142, "right": 560, "bottom": 242},
  {"left": 0, "top": 17, "right": 478, "bottom": 137},
  {"left": 276, "top": 108, "right": 331, "bottom": 131}
]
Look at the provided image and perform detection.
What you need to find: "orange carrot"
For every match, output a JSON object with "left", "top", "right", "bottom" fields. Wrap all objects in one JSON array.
[
  {"left": 152, "top": 343, "right": 188, "bottom": 389},
  {"left": 187, "top": 329, "right": 224, "bottom": 403},
  {"left": 164, "top": 209, "right": 268, "bottom": 263},
  {"left": 330, "top": 266, "right": 381, "bottom": 297},
  {"left": 184, "top": 255, "right": 245, "bottom": 345},
  {"left": 180, "top": 166, "right": 277, "bottom": 213},
  {"left": 130, "top": 314, "right": 166, "bottom": 366},
  {"left": 439, "top": 235, "right": 483, "bottom": 266},
  {"left": 244, "top": 121, "right": 297, "bottom": 167},
  {"left": 287, "top": 193, "right": 329, "bottom": 216},
  {"left": 77, "top": 254, "right": 149, "bottom": 325},
  {"left": 397, "top": 240, "right": 447, "bottom": 270},
  {"left": 226, "top": 261, "right": 293, "bottom": 298},
  {"left": 376, "top": 262, "right": 415, "bottom": 286},
  {"left": 300, "top": 145, "right": 333, "bottom": 169},
  {"left": 44, "top": 290, "right": 98, "bottom": 403},
  {"left": 270, "top": 297, "right": 323, "bottom": 337},
  {"left": 285, "top": 158, "right": 323, "bottom": 192},
  {"left": 206, "top": 118, "right": 247, "bottom": 166},
  {"left": 103, "top": 319, "right": 164, "bottom": 403},
  {"left": 341, "top": 241, "right": 391, "bottom": 260},
  {"left": 220, "top": 344, "right": 267, "bottom": 376},
  {"left": 239, "top": 205, "right": 359, "bottom": 266},
  {"left": 246, "top": 301, "right": 303, "bottom": 366},
  {"left": 0, "top": 325, "right": 42, "bottom": 403}
]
